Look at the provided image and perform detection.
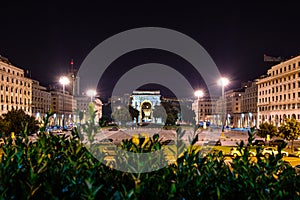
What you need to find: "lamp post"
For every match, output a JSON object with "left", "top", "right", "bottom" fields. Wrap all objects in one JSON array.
[
  {"left": 194, "top": 90, "right": 204, "bottom": 126},
  {"left": 87, "top": 89, "right": 96, "bottom": 102},
  {"left": 218, "top": 77, "right": 229, "bottom": 138},
  {"left": 59, "top": 76, "right": 70, "bottom": 128}
]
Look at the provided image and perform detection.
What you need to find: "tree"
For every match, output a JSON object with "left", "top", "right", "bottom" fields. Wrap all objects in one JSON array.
[
  {"left": 112, "top": 105, "right": 131, "bottom": 125},
  {"left": 74, "top": 109, "right": 84, "bottom": 124},
  {"left": 0, "top": 109, "right": 39, "bottom": 136},
  {"left": 160, "top": 101, "right": 179, "bottom": 126},
  {"left": 101, "top": 103, "right": 113, "bottom": 125},
  {"left": 81, "top": 102, "right": 98, "bottom": 143},
  {"left": 152, "top": 104, "right": 167, "bottom": 124},
  {"left": 278, "top": 118, "right": 300, "bottom": 152},
  {"left": 256, "top": 122, "right": 277, "bottom": 141},
  {"left": 179, "top": 105, "right": 195, "bottom": 124},
  {"left": 99, "top": 116, "right": 110, "bottom": 127},
  {"left": 128, "top": 105, "right": 139, "bottom": 125}
]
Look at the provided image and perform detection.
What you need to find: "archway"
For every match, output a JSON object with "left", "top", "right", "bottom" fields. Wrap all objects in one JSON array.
[
  {"left": 283, "top": 114, "right": 287, "bottom": 122},
  {"left": 141, "top": 101, "right": 152, "bottom": 122},
  {"left": 275, "top": 115, "right": 279, "bottom": 127}
]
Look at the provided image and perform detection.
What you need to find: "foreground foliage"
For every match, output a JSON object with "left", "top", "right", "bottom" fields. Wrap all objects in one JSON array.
[{"left": 0, "top": 128, "right": 299, "bottom": 199}]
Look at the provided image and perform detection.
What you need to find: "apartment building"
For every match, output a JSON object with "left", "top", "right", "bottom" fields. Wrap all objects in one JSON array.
[
  {"left": 241, "top": 80, "right": 258, "bottom": 127},
  {"left": 50, "top": 90, "right": 75, "bottom": 126},
  {"left": 257, "top": 55, "right": 300, "bottom": 127},
  {"left": 192, "top": 96, "right": 218, "bottom": 125},
  {"left": 224, "top": 88, "right": 245, "bottom": 128},
  {"left": 0, "top": 55, "right": 32, "bottom": 115},
  {"left": 32, "top": 80, "right": 51, "bottom": 120}
]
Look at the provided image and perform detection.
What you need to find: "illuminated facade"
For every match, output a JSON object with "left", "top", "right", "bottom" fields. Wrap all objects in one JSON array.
[
  {"left": 257, "top": 55, "right": 300, "bottom": 127},
  {"left": 50, "top": 90, "right": 75, "bottom": 126},
  {"left": 224, "top": 89, "right": 245, "bottom": 128},
  {"left": 241, "top": 80, "right": 258, "bottom": 128},
  {"left": 32, "top": 80, "right": 51, "bottom": 120},
  {"left": 131, "top": 91, "right": 161, "bottom": 123},
  {"left": 192, "top": 96, "right": 218, "bottom": 125},
  {"left": 0, "top": 55, "right": 32, "bottom": 116}
]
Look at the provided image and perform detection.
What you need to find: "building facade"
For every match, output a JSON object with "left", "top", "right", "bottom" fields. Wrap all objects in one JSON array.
[
  {"left": 50, "top": 90, "right": 75, "bottom": 126},
  {"left": 225, "top": 88, "right": 245, "bottom": 128},
  {"left": 241, "top": 80, "right": 258, "bottom": 128},
  {"left": 0, "top": 55, "right": 32, "bottom": 116},
  {"left": 257, "top": 55, "right": 300, "bottom": 127},
  {"left": 192, "top": 96, "right": 218, "bottom": 125},
  {"left": 32, "top": 80, "right": 51, "bottom": 120}
]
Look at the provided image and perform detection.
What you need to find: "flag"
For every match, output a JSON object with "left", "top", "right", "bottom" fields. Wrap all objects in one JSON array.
[{"left": 264, "top": 54, "right": 282, "bottom": 62}]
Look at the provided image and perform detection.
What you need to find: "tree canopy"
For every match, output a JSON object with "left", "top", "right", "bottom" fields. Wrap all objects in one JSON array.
[
  {"left": 112, "top": 105, "right": 132, "bottom": 125},
  {"left": 278, "top": 118, "right": 300, "bottom": 152},
  {"left": 179, "top": 104, "right": 195, "bottom": 124},
  {"left": 256, "top": 122, "right": 278, "bottom": 140},
  {"left": 128, "top": 105, "right": 139, "bottom": 124},
  {"left": 152, "top": 104, "right": 167, "bottom": 123},
  {"left": 0, "top": 109, "right": 39, "bottom": 136}
]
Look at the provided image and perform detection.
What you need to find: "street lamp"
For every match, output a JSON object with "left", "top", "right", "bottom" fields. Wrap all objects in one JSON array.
[
  {"left": 87, "top": 89, "right": 96, "bottom": 102},
  {"left": 194, "top": 90, "right": 204, "bottom": 125},
  {"left": 218, "top": 77, "right": 229, "bottom": 137},
  {"left": 59, "top": 76, "right": 70, "bottom": 128}
]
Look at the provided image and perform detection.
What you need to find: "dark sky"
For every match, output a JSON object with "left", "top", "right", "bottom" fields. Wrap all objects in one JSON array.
[{"left": 1, "top": 1, "right": 300, "bottom": 100}]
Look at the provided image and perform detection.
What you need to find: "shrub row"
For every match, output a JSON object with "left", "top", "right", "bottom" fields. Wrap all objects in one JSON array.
[{"left": 0, "top": 129, "right": 299, "bottom": 199}]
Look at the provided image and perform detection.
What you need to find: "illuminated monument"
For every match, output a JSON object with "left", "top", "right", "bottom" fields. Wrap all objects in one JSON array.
[{"left": 131, "top": 91, "right": 161, "bottom": 123}]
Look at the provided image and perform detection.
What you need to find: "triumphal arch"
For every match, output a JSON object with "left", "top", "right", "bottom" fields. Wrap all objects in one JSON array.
[{"left": 131, "top": 91, "right": 161, "bottom": 123}]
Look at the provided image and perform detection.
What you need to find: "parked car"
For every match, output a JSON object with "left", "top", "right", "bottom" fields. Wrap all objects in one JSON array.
[
  {"left": 295, "top": 148, "right": 300, "bottom": 157},
  {"left": 204, "top": 140, "right": 221, "bottom": 146},
  {"left": 230, "top": 147, "right": 256, "bottom": 157},
  {"left": 269, "top": 139, "right": 286, "bottom": 147},
  {"left": 99, "top": 138, "right": 113, "bottom": 142},
  {"left": 161, "top": 139, "right": 175, "bottom": 145},
  {"left": 108, "top": 126, "right": 119, "bottom": 131},
  {"left": 252, "top": 139, "right": 266, "bottom": 146},
  {"left": 261, "top": 147, "right": 288, "bottom": 157}
]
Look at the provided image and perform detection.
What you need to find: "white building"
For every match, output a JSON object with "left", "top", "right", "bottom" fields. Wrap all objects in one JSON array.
[
  {"left": 257, "top": 55, "right": 300, "bottom": 127},
  {"left": 0, "top": 55, "right": 32, "bottom": 116}
]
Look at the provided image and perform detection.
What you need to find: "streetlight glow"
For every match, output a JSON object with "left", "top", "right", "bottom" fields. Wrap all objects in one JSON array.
[
  {"left": 59, "top": 76, "right": 70, "bottom": 86},
  {"left": 218, "top": 77, "right": 229, "bottom": 87},
  {"left": 194, "top": 90, "right": 204, "bottom": 100},
  {"left": 87, "top": 89, "right": 96, "bottom": 102}
]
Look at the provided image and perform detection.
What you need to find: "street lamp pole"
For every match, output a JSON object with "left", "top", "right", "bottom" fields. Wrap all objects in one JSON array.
[
  {"left": 218, "top": 77, "right": 229, "bottom": 138},
  {"left": 59, "top": 76, "right": 70, "bottom": 128},
  {"left": 194, "top": 90, "right": 204, "bottom": 125}
]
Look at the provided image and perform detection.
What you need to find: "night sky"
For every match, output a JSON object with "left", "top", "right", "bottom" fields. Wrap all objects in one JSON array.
[{"left": 1, "top": 1, "right": 300, "bottom": 100}]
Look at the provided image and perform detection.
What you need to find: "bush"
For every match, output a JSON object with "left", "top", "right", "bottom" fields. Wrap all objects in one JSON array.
[{"left": 0, "top": 118, "right": 299, "bottom": 199}]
